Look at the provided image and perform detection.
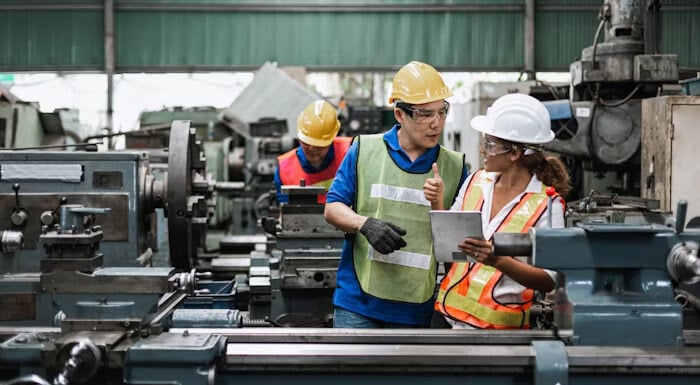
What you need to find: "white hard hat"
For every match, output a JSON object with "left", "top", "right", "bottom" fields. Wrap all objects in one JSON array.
[{"left": 470, "top": 93, "right": 554, "bottom": 144}]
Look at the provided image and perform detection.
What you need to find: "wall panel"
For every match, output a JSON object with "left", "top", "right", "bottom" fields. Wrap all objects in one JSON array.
[{"left": 0, "top": 1, "right": 697, "bottom": 72}]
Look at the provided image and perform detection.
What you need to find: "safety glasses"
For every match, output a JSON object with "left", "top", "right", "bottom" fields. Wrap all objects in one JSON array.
[
  {"left": 397, "top": 101, "right": 450, "bottom": 124},
  {"left": 482, "top": 135, "right": 515, "bottom": 157}
]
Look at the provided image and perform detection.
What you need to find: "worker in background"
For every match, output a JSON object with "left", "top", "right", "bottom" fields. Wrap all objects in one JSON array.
[
  {"left": 324, "top": 61, "right": 468, "bottom": 328},
  {"left": 275, "top": 100, "right": 352, "bottom": 204},
  {"left": 337, "top": 96, "right": 349, "bottom": 123},
  {"left": 423, "top": 93, "right": 570, "bottom": 329}
]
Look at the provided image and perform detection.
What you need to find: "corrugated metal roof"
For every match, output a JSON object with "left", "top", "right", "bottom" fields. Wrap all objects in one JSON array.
[
  {"left": 535, "top": 1, "right": 700, "bottom": 71},
  {"left": 662, "top": 10, "right": 700, "bottom": 70},
  {"left": 0, "top": 1, "right": 698, "bottom": 72},
  {"left": 116, "top": 0, "right": 522, "bottom": 5},
  {"left": 115, "top": 10, "right": 523, "bottom": 71},
  {"left": 0, "top": 10, "right": 103, "bottom": 70},
  {"left": 535, "top": 9, "right": 598, "bottom": 71}
]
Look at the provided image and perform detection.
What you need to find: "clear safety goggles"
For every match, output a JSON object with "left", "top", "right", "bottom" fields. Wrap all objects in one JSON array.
[
  {"left": 482, "top": 134, "right": 544, "bottom": 157},
  {"left": 398, "top": 101, "right": 450, "bottom": 124},
  {"left": 482, "top": 136, "right": 514, "bottom": 157}
]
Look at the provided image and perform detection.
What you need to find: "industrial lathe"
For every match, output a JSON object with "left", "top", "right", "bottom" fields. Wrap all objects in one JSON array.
[{"left": 1, "top": 175, "right": 699, "bottom": 385}]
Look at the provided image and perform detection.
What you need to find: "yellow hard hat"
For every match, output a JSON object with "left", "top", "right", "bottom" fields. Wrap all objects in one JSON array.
[
  {"left": 297, "top": 100, "right": 340, "bottom": 147},
  {"left": 388, "top": 61, "right": 453, "bottom": 104}
]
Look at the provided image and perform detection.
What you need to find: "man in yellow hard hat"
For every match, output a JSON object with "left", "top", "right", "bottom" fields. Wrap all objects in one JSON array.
[
  {"left": 275, "top": 100, "right": 352, "bottom": 204},
  {"left": 324, "top": 61, "right": 468, "bottom": 328}
]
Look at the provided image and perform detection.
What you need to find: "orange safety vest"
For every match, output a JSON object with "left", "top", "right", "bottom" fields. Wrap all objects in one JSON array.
[
  {"left": 277, "top": 136, "right": 352, "bottom": 203},
  {"left": 434, "top": 170, "right": 561, "bottom": 329}
]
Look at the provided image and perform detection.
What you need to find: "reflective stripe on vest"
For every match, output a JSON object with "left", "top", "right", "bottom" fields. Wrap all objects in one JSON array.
[
  {"left": 460, "top": 170, "right": 487, "bottom": 211},
  {"left": 435, "top": 171, "right": 551, "bottom": 329},
  {"left": 277, "top": 137, "right": 352, "bottom": 203},
  {"left": 370, "top": 183, "right": 431, "bottom": 207},
  {"left": 353, "top": 134, "right": 464, "bottom": 303}
]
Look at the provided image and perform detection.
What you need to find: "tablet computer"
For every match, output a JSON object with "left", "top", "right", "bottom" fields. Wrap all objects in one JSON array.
[{"left": 429, "top": 210, "right": 483, "bottom": 263}]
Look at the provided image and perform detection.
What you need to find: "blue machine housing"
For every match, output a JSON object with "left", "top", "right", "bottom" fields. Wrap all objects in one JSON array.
[
  {"left": 0, "top": 151, "right": 152, "bottom": 272},
  {"left": 532, "top": 223, "right": 691, "bottom": 346}
]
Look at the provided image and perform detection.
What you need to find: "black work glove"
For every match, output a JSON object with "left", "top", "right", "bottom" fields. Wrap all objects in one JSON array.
[{"left": 359, "top": 217, "right": 407, "bottom": 254}]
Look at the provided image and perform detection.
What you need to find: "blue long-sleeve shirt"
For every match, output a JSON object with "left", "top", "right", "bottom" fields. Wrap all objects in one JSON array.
[{"left": 326, "top": 124, "right": 468, "bottom": 326}]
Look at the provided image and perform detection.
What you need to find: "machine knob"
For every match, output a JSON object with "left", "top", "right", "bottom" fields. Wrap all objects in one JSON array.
[
  {"left": 40, "top": 211, "right": 55, "bottom": 226},
  {"left": 10, "top": 210, "right": 28, "bottom": 226}
]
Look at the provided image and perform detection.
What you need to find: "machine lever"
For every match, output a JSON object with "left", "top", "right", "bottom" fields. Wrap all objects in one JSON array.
[
  {"left": 676, "top": 200, "right": 688, "bottom": 233},
  {"left": 12, "top": 183, "right": 20, "bottom": 207},
  {"left": 545, "top": 187, "right": 556, "bottom": 228},
  {"left": 264, "top": 316, "right": 284, "bottom": 327}
]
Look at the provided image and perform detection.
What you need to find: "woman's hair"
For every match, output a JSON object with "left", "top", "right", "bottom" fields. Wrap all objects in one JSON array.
[{"left": 516, "top": 150, "right": 571, "bottom": 197}]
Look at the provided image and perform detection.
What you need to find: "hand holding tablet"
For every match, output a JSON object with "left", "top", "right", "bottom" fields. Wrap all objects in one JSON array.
[{"left": 429, "top": 210, "right": 483, "bottom": 263}]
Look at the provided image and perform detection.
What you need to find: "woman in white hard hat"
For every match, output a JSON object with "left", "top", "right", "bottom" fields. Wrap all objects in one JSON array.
[{"left": 423, "top": 93, "right": 570, "bottom": 329}]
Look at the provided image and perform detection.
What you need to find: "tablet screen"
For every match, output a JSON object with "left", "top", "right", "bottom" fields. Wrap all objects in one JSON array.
[{"left": 429, "top": 210, "right": 483, "bottom": 263}]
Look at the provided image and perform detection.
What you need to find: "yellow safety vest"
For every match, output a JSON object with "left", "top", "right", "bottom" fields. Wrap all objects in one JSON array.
[
  {"left": 353, "top": 134, "right": 464, "bottom": 303},
  {"left": 434, "top": 170, "right": 557, "bottom": 329}
]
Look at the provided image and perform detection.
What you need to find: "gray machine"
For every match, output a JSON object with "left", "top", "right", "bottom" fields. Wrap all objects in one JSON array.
[
  {"left": 543, "top": 0, "right": 678, "bottom": 196},
  {"left": 565, "top": 190, "right": 669, "bottom": 227},
  {"left": 0, "top": 121, "right": 210, "bottom": 272},
  {"left": 0, "top": 121, "right": 213, "bottom": 327},
  {"left": 0, "top": 207, "right": 222, "bottom": 383},
  {"left": 0, "top": 151, "right": 154, "bottom": 272},
  {"left": 250, "top": 184, "right": 343, "bottom": 327},
  {"left": 217, "top": 62, "right": 317, "bottom": 240}
]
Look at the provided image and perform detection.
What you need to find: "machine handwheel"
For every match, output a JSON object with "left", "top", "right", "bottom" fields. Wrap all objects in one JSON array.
[{"left": 166, "top": 120, "right": 207, "bottom": 270}]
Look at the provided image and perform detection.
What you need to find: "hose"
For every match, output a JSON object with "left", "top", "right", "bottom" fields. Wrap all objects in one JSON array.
[
  {"left": 591, "top": 18, "right": 606, "bottom": 70},
  {"left": 598, "top": 83, "right": 643, "bottom": 107}
]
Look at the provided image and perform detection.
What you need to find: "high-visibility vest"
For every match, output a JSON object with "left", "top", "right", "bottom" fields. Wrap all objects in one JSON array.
[
  {"left": 434, "top": 170, "right": 558, "bottom": 329},
  {"left": 277, "top": 136, "right": 352, "bottom": 203},
  {"left": 353, "top": 134, "right": 464, "bottom": 303}
]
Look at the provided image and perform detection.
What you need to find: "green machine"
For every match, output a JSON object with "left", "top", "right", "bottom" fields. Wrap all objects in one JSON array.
[
  {"left": 132, "top": 106, "right": 234, "bottom": 230},
  {"left": 122, "top": 107, "right": 243, "bottom": 267},
  {"left": 0, "top": 89, "right": 82, "bottom": 150}
]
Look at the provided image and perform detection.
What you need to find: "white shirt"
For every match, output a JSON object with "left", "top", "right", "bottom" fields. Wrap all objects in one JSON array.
[{"left": 445, "top": 171, "right": 564, "bottom": 329}]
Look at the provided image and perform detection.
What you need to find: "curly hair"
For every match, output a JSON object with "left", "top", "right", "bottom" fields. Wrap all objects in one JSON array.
[{"left": 517, "top": 151, "right": 571, "bottom": 197}]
